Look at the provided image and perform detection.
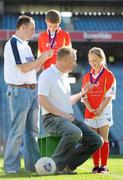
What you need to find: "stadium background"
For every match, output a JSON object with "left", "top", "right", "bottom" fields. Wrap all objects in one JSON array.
[{"left": 0, "top": 0, "right": 123, "bottom": 156}]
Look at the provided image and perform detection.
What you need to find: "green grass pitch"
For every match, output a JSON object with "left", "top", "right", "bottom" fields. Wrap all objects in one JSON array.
[{"left": 0, "top": 155, "right": 123, "bottom": 180}]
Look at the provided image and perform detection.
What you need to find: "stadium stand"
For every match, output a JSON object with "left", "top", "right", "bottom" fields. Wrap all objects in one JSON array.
[
  {"left": 73, "top": 15, "right": 123, "bottom": 31},
  {"left": 1, "top": 13, "right": 123, "bottom": 31},
  {"left": 1, "top": 13, "right": 19, "bottom": 29},
  {"left": 1, "top": 13, "right": 65, "bottom": 30},
  {"left": 1, "top": 13, "right": 46, "bottom": 30},
  {"left": 33, "top": 15, "right": 47, "bottom": 30},
  {"left": 0, "top": 59, "right": 10, "bottom": 153},
  {"left": 108, "top": 62, "right": 123, "bottom": 154}
]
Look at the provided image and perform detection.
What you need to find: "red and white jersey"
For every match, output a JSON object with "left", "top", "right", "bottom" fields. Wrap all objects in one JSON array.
[
  {"left": 38, "top": 28, "right": 71, "bottom": 70},
  {"left": 82, "top": 67, "right": 116, "bottom": 119}
]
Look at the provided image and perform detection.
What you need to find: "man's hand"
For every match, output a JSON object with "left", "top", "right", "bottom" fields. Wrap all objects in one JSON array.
[
  {"left": 39, "top": 49, "right": 54, "bottom": 64},
  {"left": 82, "top": 82, "right": 93, "bottom": 96},
  {"left": 63, "top": 114, "right": 75, "bottom": 122}
]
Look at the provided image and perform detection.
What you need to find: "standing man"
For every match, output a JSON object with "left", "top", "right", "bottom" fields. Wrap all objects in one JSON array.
[
  {"left": 4, "top": 15, "right": 53, "bottom": 173},
  {"left": 38, "top": 9, "right": 71, "bottom": 70},
  {"left": 38, "top": 47, "right": 103, "bottom": 174}
]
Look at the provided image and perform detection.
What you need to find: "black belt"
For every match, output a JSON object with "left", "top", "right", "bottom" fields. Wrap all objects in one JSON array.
[
  {"left": 42, "top": 113, "right": 77, "bottom": 124},
  {"left": 42, "top": 113, "right": 56, "bottom": 119}
]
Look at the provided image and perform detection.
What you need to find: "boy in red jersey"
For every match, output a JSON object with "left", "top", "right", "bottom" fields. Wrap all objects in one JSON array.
[
  {"left": 38, "top": 9, "right": 71, "bottom": 70},
  {"left": 81, "top": 47, "right": 116, "bottom": 174}
]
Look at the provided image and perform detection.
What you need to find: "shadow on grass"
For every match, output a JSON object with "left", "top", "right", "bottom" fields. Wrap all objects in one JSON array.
[
  {"left": 0, "top": 167, "right": 92, "bottom": 178},
  {"left": 0, "top": 173, "right": 40, "bottom": 179},
  {"left": 0, "top": 168, "right": 40, "bottom": 178}
]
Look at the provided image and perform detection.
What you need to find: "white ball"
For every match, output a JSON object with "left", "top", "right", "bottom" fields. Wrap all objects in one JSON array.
[{"left": 35, "top": 157, "right": 56, "bottom": 176}]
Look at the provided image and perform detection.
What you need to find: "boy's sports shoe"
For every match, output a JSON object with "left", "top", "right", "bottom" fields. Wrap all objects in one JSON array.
[
  {"left": 99, "top": 166, "right": 109, "bottom": 174},
  {"left": 92, "top": 166, "right": 100, "bottom": 174}
]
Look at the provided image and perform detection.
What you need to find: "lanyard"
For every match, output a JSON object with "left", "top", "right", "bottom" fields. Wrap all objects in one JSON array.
[
  {"left": 48, "top": 30, "right": 57, "bottom": 48},
  {"left": 90, "top": 67, "right": 105, "bottom": 84}
]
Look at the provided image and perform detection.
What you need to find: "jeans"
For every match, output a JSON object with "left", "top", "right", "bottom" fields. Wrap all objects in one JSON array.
[
  {"left": 38, "top": 107, "right": 47, "bottom": 135},
  {"left": 4, "top": 86, "right": 40, "bottom": 172},
  {"left": 42, "top": 114, "right": 103, "bottom": 170},
  {"left": 68, "top": 120, "right": 103, "bottom": 170}
]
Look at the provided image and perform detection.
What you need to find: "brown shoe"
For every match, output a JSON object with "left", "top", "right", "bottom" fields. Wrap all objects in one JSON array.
[
  {"left": 55, "top": 169, "right": 68, "bottom": 175},
  {"left": 64, "top": 166, "right": 77, "bottom": 174}
]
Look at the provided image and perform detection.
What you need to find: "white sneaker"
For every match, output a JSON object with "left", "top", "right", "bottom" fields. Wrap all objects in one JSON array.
[
  {"left": 99, "top": 166, "right": 109, "bottom": 174},
  {"left": 6, "top": 170, "right": 17, "bottom": 174}
]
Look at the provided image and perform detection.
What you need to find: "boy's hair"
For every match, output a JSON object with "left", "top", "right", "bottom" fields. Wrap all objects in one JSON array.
[
  {"left": 57, "top": 46, "right": 76, "bottom": 60},
  {"left": 16, "top": 15, "right": 35, "bottom": 29},
  {"left": 46, "top": 10, "right": 61, "bottom": 23}
]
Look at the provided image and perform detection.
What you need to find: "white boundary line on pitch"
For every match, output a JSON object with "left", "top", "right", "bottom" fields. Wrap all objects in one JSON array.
[{"left": 78, "top": 167, "right": 123, "bottom": 180}]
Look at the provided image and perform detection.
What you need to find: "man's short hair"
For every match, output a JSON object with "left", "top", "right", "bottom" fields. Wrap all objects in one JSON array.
[
  {"left": 46, "top": 10, "right": 61, "bottom": 23},
  {"left": 16, "top": 15, "right": 35, "bottom": 29},
  {"left": 57, "top": 46, "right": 76, "bottom": 60}
]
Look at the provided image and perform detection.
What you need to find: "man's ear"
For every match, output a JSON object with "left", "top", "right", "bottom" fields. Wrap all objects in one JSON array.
[
  {"left": 22, "top": 24, "right": 26, "bottom": 30},
  {"left": 65, "top": 56, "right": 70, "bottom": 63},
  {"left": 62, "top": 57, "right": 67, "bottom": 68},
  {"left": 64, "top": 56, "right": 67, "bottom": 62}
]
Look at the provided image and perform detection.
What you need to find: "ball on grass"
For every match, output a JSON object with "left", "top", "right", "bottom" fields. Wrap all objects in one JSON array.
[{"left": 35, "top": 157, "right": 56, "bottom": 176}]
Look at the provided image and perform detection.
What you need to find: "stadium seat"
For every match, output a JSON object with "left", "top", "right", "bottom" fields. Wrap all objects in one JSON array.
[
  {"left": 0, "top": 13, "right": 65, "bottom": 31},
  {"left": 73, "top": 16, "right": 123, "bottom": 31},
  {"left": 1, "top": 13, "right": 123, "bottom": 31}
]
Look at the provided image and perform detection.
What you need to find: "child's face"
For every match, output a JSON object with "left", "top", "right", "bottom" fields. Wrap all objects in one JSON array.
[
  {"left": 88, "top": 53, "right": 103, "bottom": 70},
  {"left": 46, "top": 20, "right": 60, "bottom": 32}
]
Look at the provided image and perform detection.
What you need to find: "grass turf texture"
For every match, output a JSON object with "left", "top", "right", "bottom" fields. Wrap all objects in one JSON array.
[{"left": 0, "top": 155, "right": 123, "bottom": 180}]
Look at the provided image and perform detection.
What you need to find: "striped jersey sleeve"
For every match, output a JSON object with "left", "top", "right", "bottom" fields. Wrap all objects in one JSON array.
[{"left": 10, "top": 37, "right": 22, "bottom": 64}]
